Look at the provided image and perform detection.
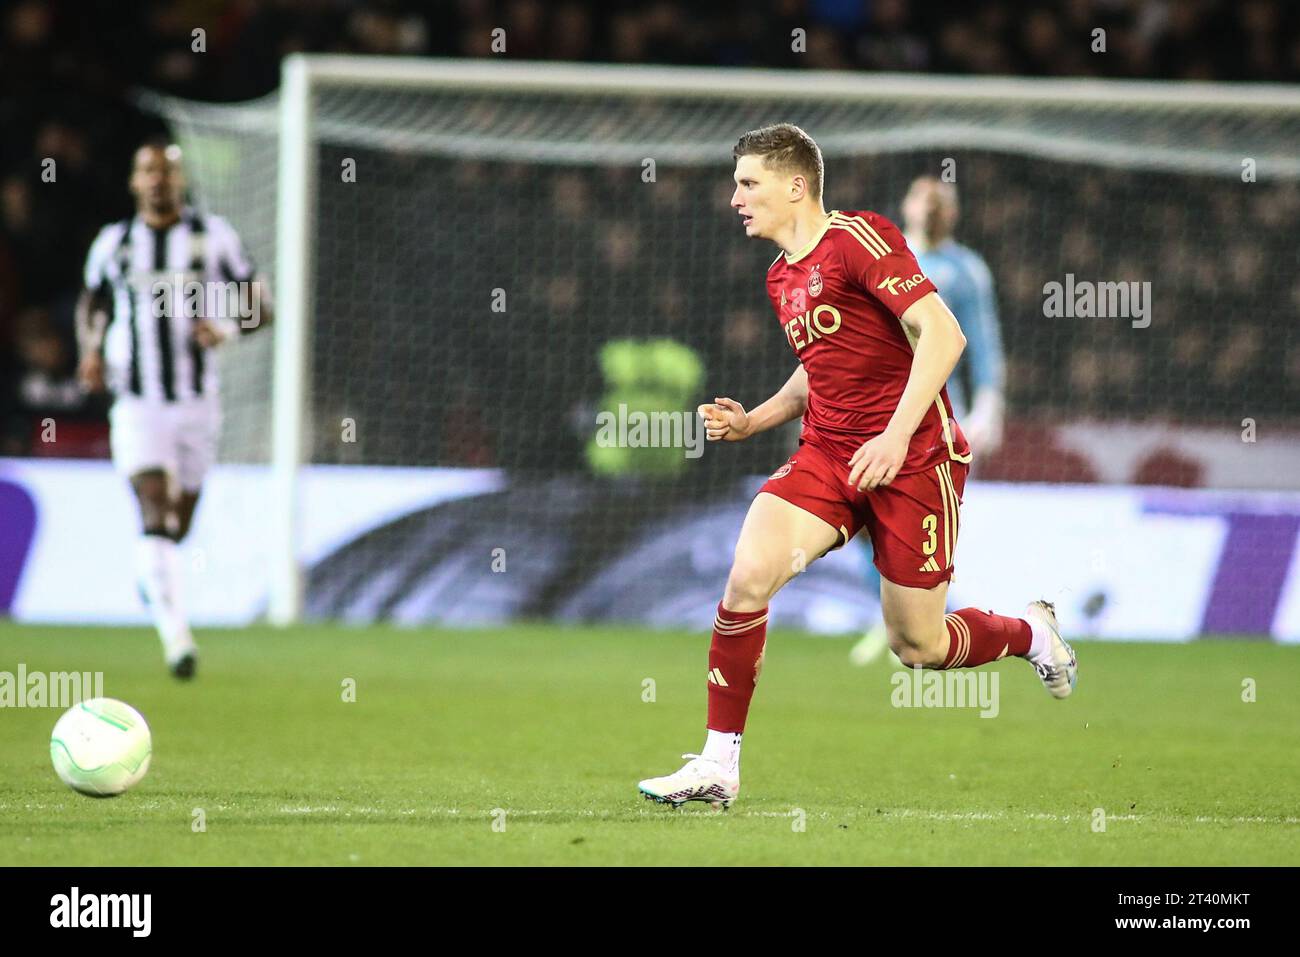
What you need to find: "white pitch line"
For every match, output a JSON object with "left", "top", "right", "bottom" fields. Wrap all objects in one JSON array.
[
  {"left": 1, "top": 803, "right": 1295, "bottom": 827},
  {"left": 257, "top": 806, "right": 1298, "bottom": 826}
]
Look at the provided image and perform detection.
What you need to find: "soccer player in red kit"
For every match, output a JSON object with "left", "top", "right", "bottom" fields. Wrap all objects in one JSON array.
[{"left": 638, "top": 124, "right": 1076, "bottom": 809}]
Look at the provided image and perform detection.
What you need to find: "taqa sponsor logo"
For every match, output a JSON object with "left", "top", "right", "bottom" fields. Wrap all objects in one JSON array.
[
  {"left": 50, "top": 887, "right": 151, "bottom": 938},
  {"left": 876, "top": 273, "right": 926, "bottom": 296},
  {"left": 782, "top": 304, "right": 842, "bottom": 351}
]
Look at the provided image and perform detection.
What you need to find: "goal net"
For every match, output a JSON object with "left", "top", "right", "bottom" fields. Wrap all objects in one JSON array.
[{"left": 140, "top": 58, "right": 1300, "bottom": 631}]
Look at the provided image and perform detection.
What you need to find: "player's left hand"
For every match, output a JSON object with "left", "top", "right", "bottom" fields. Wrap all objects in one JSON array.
[
  {"left": 848, "top": 429, "right": 909, "bottom": 491},
  {"left": 192, "top": 319, "right": 230, "bottom": 349}
]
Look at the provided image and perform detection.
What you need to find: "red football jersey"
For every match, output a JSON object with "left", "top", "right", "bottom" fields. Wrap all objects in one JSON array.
[{"left": 765, "top": 209, "right": 971, "bottom": 475}]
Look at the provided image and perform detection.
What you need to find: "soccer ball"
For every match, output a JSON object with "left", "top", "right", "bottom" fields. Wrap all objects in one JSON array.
[{"left": 50, "top": 698, "right": 152, "bottom": 797}]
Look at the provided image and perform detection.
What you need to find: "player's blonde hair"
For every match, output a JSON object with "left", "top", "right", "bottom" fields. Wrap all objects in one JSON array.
[{"left": 733, "top": 123, "right": 824, "bottom": 202}]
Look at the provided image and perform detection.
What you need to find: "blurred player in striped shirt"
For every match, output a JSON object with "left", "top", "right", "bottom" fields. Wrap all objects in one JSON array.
[{"left": 76, "top": 141, "right": 271, "bottom": 679}]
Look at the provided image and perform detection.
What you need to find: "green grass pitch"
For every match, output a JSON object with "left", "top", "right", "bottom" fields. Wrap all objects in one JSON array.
[{"left": 1, "top": 621, "right": 1297, "bottom": 866}]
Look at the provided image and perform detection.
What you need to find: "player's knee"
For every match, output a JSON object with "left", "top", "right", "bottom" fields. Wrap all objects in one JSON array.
[
  {"left": 888, "top": 627, "right": 946, "bottom": 669},
  {"left": 133, "top": 484, "right": 169, "bottom": 522},
  {"left": 724, "top": 555, "right": 781, "bottom": 610},
  {"left": 138, "top": 505, "right": 168, "bottom": 534},
  {"left": 139, "top": 505, "right": 180, "bottom": 540}
]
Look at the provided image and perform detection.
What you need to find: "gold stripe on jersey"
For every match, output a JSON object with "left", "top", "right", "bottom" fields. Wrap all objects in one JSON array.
[
  {"left": 829, "top": 214, "right": 886, "bottom": 255},
  {"left": 829, "top": 222, "right": 884, "bottom": 260},
  {"left": 830, "top": 213, "right": 891, "bottom": 258},
  {"left": 841, "top": 213, "right": 893, "bottom": 256}
]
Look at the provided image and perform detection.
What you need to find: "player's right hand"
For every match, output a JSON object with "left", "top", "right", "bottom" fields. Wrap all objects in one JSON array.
[
  {"left": 77, "top": 354, "right": 105, "bottom": 393},
  {"left": 698, "top": 396, "right": 750, "bottom": 442}
]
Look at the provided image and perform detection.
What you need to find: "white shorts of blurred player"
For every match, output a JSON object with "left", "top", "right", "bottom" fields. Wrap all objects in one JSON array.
[{"left": 109, "top": 395, "right": 221, "bottom": 493}]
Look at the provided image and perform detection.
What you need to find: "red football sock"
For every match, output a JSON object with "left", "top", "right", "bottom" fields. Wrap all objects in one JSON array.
[
  {"left": 941, "top": 607, "right": 1032, "bottom": 669},
  {"left": 706, "top": 603, "right": 768, "bottom": 733}
]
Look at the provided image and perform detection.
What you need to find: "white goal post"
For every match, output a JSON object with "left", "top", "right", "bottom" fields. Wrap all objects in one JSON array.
[{"left": 227, "top": 55, "right": 1300, "bottom": 624}]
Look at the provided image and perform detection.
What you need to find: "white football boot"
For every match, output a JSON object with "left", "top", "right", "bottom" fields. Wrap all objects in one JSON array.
[
  {"left": 1025, "top": 600, "right": 1077, "bottom": 699},
  {"left": 638, "top": 754, "right": 739, "bottom": 809}
]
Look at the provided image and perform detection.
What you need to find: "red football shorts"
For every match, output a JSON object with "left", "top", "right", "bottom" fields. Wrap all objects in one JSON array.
[{"left": 757, "top": 440, "right": 968, "bottom": 589}]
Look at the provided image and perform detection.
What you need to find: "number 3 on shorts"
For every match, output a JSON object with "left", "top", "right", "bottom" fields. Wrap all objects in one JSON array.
[{"left": 921, "top": 513, "right": 938, "bottom": 556}]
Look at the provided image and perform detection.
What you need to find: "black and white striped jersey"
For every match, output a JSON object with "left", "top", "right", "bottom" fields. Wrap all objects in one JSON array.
[{"left": 83, "top": 208, "right": 259, "bottom": 403}]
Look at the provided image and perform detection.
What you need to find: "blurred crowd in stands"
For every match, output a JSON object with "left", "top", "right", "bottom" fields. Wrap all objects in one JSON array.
[
  {"left": 3, "top": 0, "right": 1299, "bottom": 462},
  {"left": 296, "top": 145, "right": 1296, "bottom": 485}
]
